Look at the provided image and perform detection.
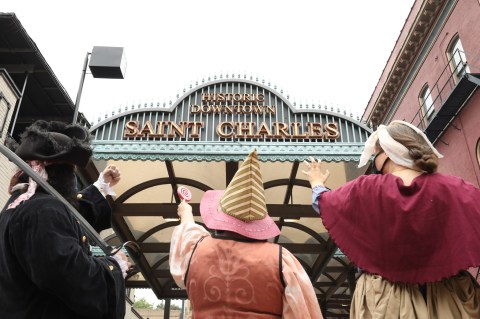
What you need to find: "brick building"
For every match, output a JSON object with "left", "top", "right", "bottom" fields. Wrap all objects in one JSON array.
[{"left": 363, "top": 0, "right": 480, "bottom": 187}]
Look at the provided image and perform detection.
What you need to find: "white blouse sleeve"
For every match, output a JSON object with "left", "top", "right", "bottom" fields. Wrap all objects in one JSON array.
[
  {"left": 282, "top": 248, "right": 324, "bottom": 318},
  {"left": 169, "top": 222, "right": 211, "bottom": 289}
]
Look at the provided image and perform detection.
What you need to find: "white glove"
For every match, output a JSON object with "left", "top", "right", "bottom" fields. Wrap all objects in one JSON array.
[{"left": 93, "top": 172, "right": 116, "bottom": 197}]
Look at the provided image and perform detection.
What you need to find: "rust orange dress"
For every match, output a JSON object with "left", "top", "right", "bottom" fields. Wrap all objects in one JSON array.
[{"left": 170, "top": 222, "right": 323, "bottom": 318}]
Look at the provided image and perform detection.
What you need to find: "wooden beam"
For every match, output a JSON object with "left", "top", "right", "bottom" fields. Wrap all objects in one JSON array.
[
  {"left": 310, "top": 238, "right": 337, "bottom": 282},
  {"left": 115, "top": 177, "right": 213, "bottom": 203},
  {"left": 138, "top": 242, "right": 325, "bottom": 254},
  {"left": 324, "top": 271, "right": 349, "bottom": 301},
  {"left": 225, "top": 161, "right": 238, "bottom": 186},
  {"left": 114, "top": 203, "right": 318, "bottom": 218},
  {"left": 347, "top": 265, "right": 357, "bottom": 296},
  {"left": 275, "top": 162, "right": 300, "bottom": 243},
  {"left": 315, "top": 282, "right": 349, "bottom": 288},
  {"left": 165, "top": 161, "right": 180, "bottom": 203},
  {"left": 111, "top": 212, "right": 165, "bottom": 297},
  {"left": 284, "top": 162, "right": 299, "bottom": 204}
]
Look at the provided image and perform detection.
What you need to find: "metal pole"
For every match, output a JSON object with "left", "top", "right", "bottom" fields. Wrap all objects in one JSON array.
[
  {"left": 164, "top": 299, "right": 171, "bottom": 319},
  {"left": 72, "top": 52, "right": 91, "bottom": 124}
]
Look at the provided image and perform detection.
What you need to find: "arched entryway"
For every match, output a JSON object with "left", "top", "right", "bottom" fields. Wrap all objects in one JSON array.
[{"left": 87, "top": 77, "right": 372, "bottom": 318}]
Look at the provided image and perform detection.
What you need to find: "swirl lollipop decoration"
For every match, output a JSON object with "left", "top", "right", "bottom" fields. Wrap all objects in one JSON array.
[{"left": 177, "top": 186, "right": 192, "bottom": 202}]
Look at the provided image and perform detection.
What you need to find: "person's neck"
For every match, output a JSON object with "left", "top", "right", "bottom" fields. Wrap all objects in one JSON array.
[{"left": 387, "top": 164, "right": 423, "bottom": 186}]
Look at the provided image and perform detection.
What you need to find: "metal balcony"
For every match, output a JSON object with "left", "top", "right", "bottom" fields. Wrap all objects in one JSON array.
[
  {"left": 424, "top": 72, "right": 480, "bottom": 142},
  {"left": 411, "top": 51, "right": 480, "bottom": 143}
]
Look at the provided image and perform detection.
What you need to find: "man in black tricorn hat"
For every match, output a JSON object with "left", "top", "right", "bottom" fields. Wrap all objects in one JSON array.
[{"left": 0, "top": 120, "right": 129, "bottom": 319}]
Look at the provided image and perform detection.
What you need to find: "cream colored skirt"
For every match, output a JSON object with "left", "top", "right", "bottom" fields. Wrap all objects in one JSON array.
[{"left": 350, "top": 271, "right": 480, "bottom": 319}]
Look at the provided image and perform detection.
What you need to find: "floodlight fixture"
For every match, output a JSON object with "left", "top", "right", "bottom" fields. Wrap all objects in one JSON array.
[{"left": 72, "top": 46, "right": 126, "bottom": 124}]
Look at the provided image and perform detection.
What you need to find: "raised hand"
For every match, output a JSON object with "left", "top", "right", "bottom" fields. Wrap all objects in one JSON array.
[
  {"left": 177, "top": 201, "right": 194, "bottom": 224},
  {"left": 102, "top": 165, "right": 121, "bottom": 187},
  {"left": 302, "top": 156, "right": 330, "bottom": 188}
]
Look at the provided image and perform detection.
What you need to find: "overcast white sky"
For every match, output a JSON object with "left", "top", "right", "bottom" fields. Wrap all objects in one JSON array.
[
  {"left": 4, "top": 0, "right": 414, "bottom": 125},
  {"left": 3, "top": 0, "right": 414, "bottom": 303}
]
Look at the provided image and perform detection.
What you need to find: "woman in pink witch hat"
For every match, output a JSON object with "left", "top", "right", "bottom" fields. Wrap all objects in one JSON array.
[
  {"left": 304, "top": 120, "right": 480, "bottom": 318},
  {"left": 170, "top": 149, "right": 323, "bottom": 318}
]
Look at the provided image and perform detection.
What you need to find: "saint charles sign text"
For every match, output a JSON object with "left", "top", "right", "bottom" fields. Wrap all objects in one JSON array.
[{"left": 124, "top": 93, "right": 340, "bottom": 140}]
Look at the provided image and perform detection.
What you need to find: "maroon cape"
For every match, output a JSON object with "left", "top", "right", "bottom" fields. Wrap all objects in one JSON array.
[{"left": 319, "top": 172, "right": 480, "bottom": 284}]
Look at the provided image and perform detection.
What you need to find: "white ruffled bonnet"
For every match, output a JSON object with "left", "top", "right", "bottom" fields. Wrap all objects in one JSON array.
[{"left": 358, "top": 120, "right": 443, "bottom": 169}]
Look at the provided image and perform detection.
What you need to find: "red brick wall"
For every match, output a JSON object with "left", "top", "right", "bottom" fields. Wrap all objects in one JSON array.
[{"left": 391, "top": 0, "right": 480, "bottom": 186}]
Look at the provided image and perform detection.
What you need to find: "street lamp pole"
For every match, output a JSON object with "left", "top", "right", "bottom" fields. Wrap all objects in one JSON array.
[{"left": 72, "top": 51, "right": 91, "bottom": 124}]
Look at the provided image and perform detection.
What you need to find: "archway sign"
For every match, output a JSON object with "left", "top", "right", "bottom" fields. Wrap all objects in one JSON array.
[
  {"left": 90, "top": 77, "right": 371, "bottom": 162},
  {"left": 89, "top": 77, "right": 372, "bottom": 318}
]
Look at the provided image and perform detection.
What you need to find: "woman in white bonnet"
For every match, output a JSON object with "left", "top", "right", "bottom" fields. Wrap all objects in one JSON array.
[{"left": 303, "top": 120, "right": 480, "bottom": 318}]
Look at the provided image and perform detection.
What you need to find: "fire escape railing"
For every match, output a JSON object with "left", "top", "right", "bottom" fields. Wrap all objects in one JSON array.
[
  {"left": 411, "top": 49, "right": 466, "bottom": 130},
  {"left": 410, "top": 49, "right": 480, "bottom": 142}
]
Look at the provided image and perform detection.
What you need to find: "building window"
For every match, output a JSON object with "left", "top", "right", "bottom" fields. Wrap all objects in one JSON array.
[
  {"left": 419, "top": 85, "right": 435, "bottom": 123},
  {"left": 447, "top": 35, "right": 470, "bottom": 82}
]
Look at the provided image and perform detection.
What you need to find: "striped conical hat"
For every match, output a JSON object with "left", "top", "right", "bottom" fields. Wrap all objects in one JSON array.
[
  {"left": 199, "top": 149, "right": 280, "bottom": 240},
  {"left": 219, "top": 149, "right": 268, "bottom": 221}
]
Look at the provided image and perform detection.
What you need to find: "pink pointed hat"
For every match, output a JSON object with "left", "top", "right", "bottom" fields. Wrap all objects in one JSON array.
[{"left": 199, "top": 149, "right": 280, "bottom": 240}]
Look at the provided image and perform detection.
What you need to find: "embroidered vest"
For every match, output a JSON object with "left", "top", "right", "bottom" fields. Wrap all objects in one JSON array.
[{"left": 186, "top": 236, "right": 284, "bottom": 319}]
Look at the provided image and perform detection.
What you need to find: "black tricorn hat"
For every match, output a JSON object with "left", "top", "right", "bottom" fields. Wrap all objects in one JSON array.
[{"left": 14, "top": 120, "right": 93, "bottom": 168}]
